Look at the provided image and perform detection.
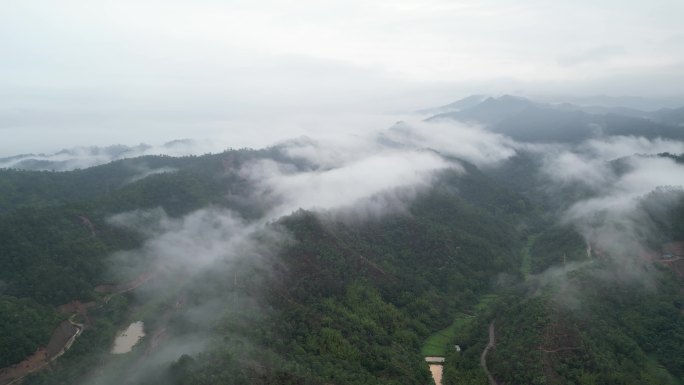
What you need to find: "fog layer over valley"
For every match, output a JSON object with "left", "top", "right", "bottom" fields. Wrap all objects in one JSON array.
[{"left": 2, "top": 95, "right": 684, "bottom": 385}]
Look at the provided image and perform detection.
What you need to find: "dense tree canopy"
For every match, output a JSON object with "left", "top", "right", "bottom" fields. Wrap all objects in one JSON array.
[{"left": 0, "top": 148, "right": 682, "bottom": 385}]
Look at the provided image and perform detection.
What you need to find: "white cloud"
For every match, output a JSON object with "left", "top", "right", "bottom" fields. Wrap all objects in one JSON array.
[
  {"left": 385, "top": 119, "right": 518, "bottom": 166},
  {"left": 581, "top": 135, "right": 684, "bottom": 160},
  {"left": 246, "top": 150, "right": 455, "bottom": 218},
  {"left": 538, "top": 136, "right": 684, "bottom": 191}
]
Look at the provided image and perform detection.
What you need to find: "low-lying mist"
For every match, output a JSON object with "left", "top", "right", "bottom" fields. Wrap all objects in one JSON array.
[
  {"left": 66, "top": 114, "right": 684, "bottom": 383},
  {"left": 78, "top": 118, "right": 503, "bottom": 384},
  {"left": 522, "top": 136, "right": 684, "bottom": 304}
]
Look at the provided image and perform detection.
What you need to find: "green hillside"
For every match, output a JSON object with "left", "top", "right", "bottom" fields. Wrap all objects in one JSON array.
[{"left": 0, "top": 147, "right": 682, "bottom": 385}]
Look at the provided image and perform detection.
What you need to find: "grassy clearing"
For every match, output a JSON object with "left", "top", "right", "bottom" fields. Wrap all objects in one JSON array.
[
  {"left": 474, "top": 294, "right": 498, "bottom": 312},
  {"left": 421, "top": 315, "right": 472, "bottom": 356},
  {"left": 421, "top": 294, "right": 499, "bottom": 357}
]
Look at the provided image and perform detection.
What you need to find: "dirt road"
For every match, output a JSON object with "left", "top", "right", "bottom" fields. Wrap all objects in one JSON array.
[
  {"left": 480, "top": 322, "right": 498, "bottom": 385},
  {"left": 0, "top": 272, "right": 154, "bottom": 385},
  {"left": 1, "top": 315, "right": 83, "bottom": 385}
]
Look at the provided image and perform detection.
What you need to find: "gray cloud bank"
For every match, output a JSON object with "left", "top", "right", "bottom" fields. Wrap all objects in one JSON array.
[{"left": 3, "top": 0, "right": 684, "bottom": 157}]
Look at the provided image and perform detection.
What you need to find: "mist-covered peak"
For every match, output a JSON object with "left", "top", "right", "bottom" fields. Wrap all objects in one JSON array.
[
  {"left": 416, "top": 94, "right": 489, "bottom": 115},
  {"left": 428, "top": 95, "right": 535, "bottom": 124},
  {"left": 426, "top": 94, "right": 684, "bottom": 144}
]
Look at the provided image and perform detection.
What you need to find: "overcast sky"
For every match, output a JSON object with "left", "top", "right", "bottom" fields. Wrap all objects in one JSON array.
[{"left": 2, "top": 0, "right": 684, "bottom": 155}]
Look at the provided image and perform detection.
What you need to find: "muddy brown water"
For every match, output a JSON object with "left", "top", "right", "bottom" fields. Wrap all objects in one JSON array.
[{"left": 111, "top": 321, "right": 145, "bottom": 354}]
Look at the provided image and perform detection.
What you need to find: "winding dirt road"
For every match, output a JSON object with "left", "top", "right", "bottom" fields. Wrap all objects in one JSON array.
[
  {"left": 480, "top": 322, "right": 498, "bottom": 385},
  {"left": 1, "top": 315, "right": 84, "bottom": 385},
  {"left": 0, "top": 272, "right": 154, "bottom": 385}
]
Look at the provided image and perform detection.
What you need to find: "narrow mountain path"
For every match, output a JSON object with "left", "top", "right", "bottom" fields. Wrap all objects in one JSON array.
[{"left": 480, "top": 322, "right": 498, "bottom": 385}]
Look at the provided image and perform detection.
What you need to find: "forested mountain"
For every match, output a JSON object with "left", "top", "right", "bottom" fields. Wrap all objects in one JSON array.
[
  {"left": 0, "top": 149, "right": 532, "bottom": 384},
  {"left": 1, "top": 100, "right": 684, "bottom": 385}
]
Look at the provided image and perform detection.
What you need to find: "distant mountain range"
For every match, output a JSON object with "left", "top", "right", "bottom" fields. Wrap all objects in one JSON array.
[
  {"left": 427, "top": 95, "right": 684, "bottom": 143},
  {"left": 0, "top": 139, "right": 207, "bottom": 171},
  {"left": 4, "top": 95, "right": 684, "bottom": 172}
]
